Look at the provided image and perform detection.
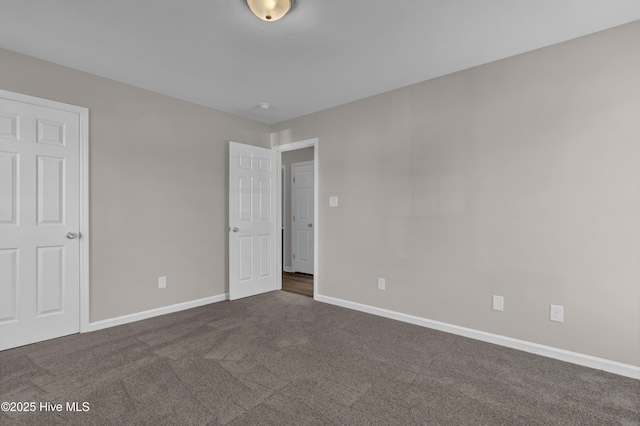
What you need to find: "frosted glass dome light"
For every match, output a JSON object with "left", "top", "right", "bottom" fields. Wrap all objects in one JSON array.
[{"left": 246, "top": 0, "right": 295, "bottom": 22}]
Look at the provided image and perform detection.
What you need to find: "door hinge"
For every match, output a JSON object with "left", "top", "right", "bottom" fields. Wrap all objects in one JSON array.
[
  {"left": 293, "top": 254, "right": 296, "bottom": 259},
  {"left": 293, "top": 215, "right": 295, "bottom": 221},
  {"left": 293, "top": 177, "right": 296, "bottom": 183}
]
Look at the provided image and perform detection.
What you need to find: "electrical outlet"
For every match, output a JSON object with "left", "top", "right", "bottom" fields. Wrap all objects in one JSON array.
[
  {"left": 377, "top": 278, "right": 385, "bottom": 291},
  {"left": 492, "top": 295, "right": 504, "bottom": 311},
  {"left": 550, "top": 304, "right": 564, "bottom": 322},
  {"left": 158, "top": 276, "right": 167, "bottom": 289}
]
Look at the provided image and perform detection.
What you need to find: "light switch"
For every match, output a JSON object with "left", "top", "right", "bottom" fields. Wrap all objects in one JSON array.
[
  {"left": 492, "top": 295, "right": 504, "bottom": 311},
  {"left": 329, "top": 196, "right": 338, "bottom": 207}
]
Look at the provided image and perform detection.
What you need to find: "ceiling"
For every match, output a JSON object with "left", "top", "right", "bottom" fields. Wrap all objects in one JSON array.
[{"left": 1, "top": 1, "right": 639, "bottom": 124}]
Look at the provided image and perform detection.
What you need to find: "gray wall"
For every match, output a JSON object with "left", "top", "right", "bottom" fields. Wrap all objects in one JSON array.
[
  {"left": 0, "top": 48, "right": 271, "bottom": 322},
  {"left": 272, "top": 22, "right": 640, "bottom": 366},
  {"left": 281, "top": 147, "right": 314, "bottom": 270}
]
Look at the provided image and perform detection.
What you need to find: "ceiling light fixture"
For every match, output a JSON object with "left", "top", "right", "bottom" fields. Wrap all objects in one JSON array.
[{"left": 246, "top": 0, "right": 295, "bottom": 22}]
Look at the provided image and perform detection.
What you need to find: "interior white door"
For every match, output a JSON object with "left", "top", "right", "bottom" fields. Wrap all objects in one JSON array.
[
  {"left": 229, "top": 142, "right": 278, "bottom": 300},
  {"left": 0, "top": 94, "right": 81, "bottom": 351},
  {"left": 291, "top": 161, "right": 314, "bottom": 274}
]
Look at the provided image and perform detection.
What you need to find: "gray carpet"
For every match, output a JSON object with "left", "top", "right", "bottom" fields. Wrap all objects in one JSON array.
[{"left": 1, "top": 291, "right": 638, "bottom": 425}]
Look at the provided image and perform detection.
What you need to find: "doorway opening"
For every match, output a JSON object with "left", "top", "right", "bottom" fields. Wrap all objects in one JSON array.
[{"left": 274, "top": 138, "right": 318, "bottom": 299}]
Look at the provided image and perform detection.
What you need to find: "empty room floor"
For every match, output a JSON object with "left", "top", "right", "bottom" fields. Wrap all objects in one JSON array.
[
  {"left": 1, "top": 291, "right": 638, "bottom": 425},
  {"left": 281, "top": 272, "right": 313, "bottom": 298}
]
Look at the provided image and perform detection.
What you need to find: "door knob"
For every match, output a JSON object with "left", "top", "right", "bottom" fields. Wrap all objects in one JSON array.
[
  {"left": 308, "top": 223, "right": 312, "bottom": 228},
  {"left": 232, "top": 227, "right": 239, "bottom": 232},
  {"left": 66, "top": 232, "right": 78, "bottom": 239}
]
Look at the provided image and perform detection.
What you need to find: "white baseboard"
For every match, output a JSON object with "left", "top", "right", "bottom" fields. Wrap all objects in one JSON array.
[
  {"left": 82, "top": 293, "right": 228, "bottom": 333},
  {"left": 315, "top": 294, "right": 640, "bottom": 380},
  {"left": 283, "top": 266, "right": 295, "bottom": 273}
]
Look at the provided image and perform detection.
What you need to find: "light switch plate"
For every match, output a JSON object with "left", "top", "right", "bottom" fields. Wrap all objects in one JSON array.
[
  {"left": 492, "top": 295, "right": 504, "bottom": 311},
  {"left": 329, "top": 196, "right": 338, "bottom": 207}
]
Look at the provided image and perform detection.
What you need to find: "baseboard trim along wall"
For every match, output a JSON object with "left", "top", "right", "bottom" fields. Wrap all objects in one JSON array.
[
  {"left": 283, "top": 266, "right": 295, "bottom": 273},
  {"left": 315, "top": 294, "right": 640, "bottom": 380},
  {"left": 83, "top": 294, "right": 228, "bottom": 333}
]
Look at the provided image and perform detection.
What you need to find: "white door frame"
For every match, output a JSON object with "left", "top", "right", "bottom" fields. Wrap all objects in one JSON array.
[
  {"left": 0, "top": 89, "right": 90, "bottom": 334},
  {"left": 273, "top": 138, "right": 318, "bottom": 299},
  {"left": 281, "top": 165, "right": 286, "bottom": 271}
]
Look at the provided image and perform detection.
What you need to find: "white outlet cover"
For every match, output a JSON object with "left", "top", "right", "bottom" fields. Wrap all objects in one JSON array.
[
  {"left": 329, "top": 196, "right": 338, "bottom": 207},
  {"left": 550, "top": 304, "right": 564, "bottom": 322},
  {"left": 377, "top": 278, "right": 385, "bottom": 290},
  {"left": 158, "top": 276, "right": 167, "bottom": 289}
]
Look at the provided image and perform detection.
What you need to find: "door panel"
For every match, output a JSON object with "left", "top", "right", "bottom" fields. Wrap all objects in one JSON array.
[
  {"left": 297, "top": 230, "right": 311, "bottom": 261},
  {"left": 291, "top": 161, "right": 314, "bottom": 274},
  {"left": 0, "top": 152, "right": 18, "bottom": 224},
  {"left": 259, "top": 178, "right": 271, "bottom": 220},
  {"left": 229, "top": 142, "right": 277, "bottom": 300},
  {"left": 0, "top": 94, "right": 81, "bottom": 351},
  {"left": 259, "top": 234, "right": 271, "bottom": 277},
  {"left": 37, "top": 155, "right": 65, "bottom": 224},
  {"left": 36, "top": 245, "right": 64, "bottom": 315},
  {"left": 37, "top": 119, "right": 66, "bottom": 146},
  {"left": 0, "top": 249, "right": 18, "bottom": 322}
]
